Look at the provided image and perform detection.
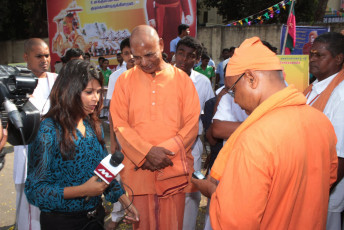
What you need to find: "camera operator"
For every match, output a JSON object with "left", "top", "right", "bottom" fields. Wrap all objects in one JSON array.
[
  {"left": 0, "top": 123, "right": 8, "bottom": 171},
  {"left": 13, "top": 38, "right": 57, "bottom": 230}
]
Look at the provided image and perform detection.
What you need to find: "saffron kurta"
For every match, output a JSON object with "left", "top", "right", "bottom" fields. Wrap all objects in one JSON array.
[
  {"left": 210, "top": 86, "right": 338, "bottom": 229},
  {"left": 110, "top": 65, "right": 200, "bottom": 195}
]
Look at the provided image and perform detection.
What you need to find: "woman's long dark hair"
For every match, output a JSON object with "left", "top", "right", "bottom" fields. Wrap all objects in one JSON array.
[{"left": 44, "top": 60, "right": 105, "bottom": 159}]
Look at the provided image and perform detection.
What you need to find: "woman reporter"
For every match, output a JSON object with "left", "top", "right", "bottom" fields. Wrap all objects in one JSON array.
[{"left": 25, "top": 60, "right": 139, "bottom": 229}]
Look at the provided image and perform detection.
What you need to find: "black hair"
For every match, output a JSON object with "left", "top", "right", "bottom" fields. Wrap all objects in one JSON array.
[
  {"left": 64, "top": 48, "right": 84, "bottom": 62},
  {"left": 120, "top": 37, "right": 130, "bottom": 52},
  {"left": 60, "top": 56, "right": 67, "bottom": 64},
  {"left": 201, "top": 52, "right": 210, "bottom": 60},
  {"left": 44, "top": 60, "right": 104, "bottom": 159},
  {"left": 178, "top": 24, "right": 190, "bottom": 35},
  {"left": 314, "top": 32, "right": 344, "bottom": 59},
  {"left": 222, "top": 48, "right": 230, "bottom": 53},
  {"left": 98, "top": 56, "right": 105, "bottom": 62},
  {"left": 262, "top": 41, "right": 277, "bottom": 54},
  {"left": 176, "top": 36, "right": 203, "bottom": 59},
  {"left": 84, "top": 52, "right": 91, "bottom": 58},
  {"left": 229, "top": 47, "right": 236, "bottom": 53}
]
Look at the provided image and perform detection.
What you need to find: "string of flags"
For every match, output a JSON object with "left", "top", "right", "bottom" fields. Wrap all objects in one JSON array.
[
  {"left": 325, "top": 6, "right": 344, "bottom": 17},
  {"left": 227, "top": 0, "right": 292, "bottom": 26}
]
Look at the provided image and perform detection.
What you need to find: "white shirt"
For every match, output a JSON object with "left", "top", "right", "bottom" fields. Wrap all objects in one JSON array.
[
  {"left": 106, "top": 67, "right": 126, "bottom": 100},
  {"left": 306, "top": 72, "right": 344, "bottom": 212},
  {"left": 13, "top": 72, "right": 58, "bottom": 184},
  {"left": 215, "top": 58, "right": 230, "bottom": 86},
  {"left": 115, "top": 61, "right": 126, "bottom": 71},
  {"left": 222, "top": 58, "right": 229, "bottom": 70},
  {"left": 189, "top": 70, "right": 214, "bottom": 171},
  {"left": 213, "top": 87, "right": 248, "bottom": 144},
  {"left": 190, "top": 69, "right": 215, "bottom": 135},
  {"left": 213, "top": 92, "right": 248, "bottom": 123}
]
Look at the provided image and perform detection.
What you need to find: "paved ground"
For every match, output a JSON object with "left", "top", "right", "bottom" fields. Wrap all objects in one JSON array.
[
  {"left": 0, "top": 144, "right": 15, "bottom": 229},
  {"left": 0, "top": 121, "right": 208, "bottom": 229}
]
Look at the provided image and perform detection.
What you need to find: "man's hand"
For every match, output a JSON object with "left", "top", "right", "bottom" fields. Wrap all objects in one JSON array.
[
  {"left": 191, "top": 175, "right": 218, "bottom": 198},
  {"left": 145, "top": 146, "right": 174, "bottom": 170},
  {"left": 148, "top": 19, "right": 156, "bottom": 28},
  {"left": 140, "top": 160, "right": 156, "bottom": 172},
  {"left": 185, "top": 15, "right": 193, "bottom": 25}
]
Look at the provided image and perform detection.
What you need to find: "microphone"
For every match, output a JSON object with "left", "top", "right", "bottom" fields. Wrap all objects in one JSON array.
[{"left": 85, "top": 151, "right": 124, "bottom": 202}]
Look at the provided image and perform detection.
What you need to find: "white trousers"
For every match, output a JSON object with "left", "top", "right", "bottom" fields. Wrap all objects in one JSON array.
[
  {"left": 203, "top": 198, "right": 213, "bottom": 230},
  {"left": 183, "top": 192, "right": 201, "bottom": 230},
  {"left": 15, "top": 184, "right": 40, "bottom": 230},
  {"left": 183, "top": 137, "right": 203, "bottom": 230},
  {"left": 326, "top": 211, "right": 342, "bottom": 230}
]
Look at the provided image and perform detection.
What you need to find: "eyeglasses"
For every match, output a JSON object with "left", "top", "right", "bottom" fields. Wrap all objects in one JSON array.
[{"left": 227, "top": 73, "right": 245, "bottom": 97}]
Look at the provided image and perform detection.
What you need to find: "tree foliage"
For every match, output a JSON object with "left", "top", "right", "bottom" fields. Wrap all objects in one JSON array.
[
  {"left": 0, "top": 0, "right": 47, "bottom": 41},
  {"left": 202, "top": 0, "right": 328, "bottom": 24}
]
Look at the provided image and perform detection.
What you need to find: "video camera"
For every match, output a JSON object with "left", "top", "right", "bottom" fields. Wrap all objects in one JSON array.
[{"left": 0, "top": 65, "right": 40, "bottom": 145}]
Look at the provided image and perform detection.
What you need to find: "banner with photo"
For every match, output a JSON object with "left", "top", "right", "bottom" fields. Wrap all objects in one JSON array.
[
  {"left": 46, "top": 0, "right": 197, "bottom": 71},
  {"left": 280, "top": 26, "right": 330, "bottom": 55},
  {"left": 278, "top": 55, "right": 309, "bottom": 92}
]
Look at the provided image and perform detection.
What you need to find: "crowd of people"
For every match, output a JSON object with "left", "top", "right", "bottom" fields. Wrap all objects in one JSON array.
[{"left": 6, "top": 23, "right": 344, "bottom": 230}]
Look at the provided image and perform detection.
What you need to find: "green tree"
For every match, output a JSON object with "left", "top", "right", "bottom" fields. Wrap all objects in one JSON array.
[
  {"left": 0, "top": 0, "right": 47, "bottom": 41},
  {"left": 202, "top": 0, "right": 328, "bottom": 24}
]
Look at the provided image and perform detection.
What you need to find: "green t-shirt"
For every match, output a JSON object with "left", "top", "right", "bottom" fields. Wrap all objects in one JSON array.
[
  {"left": 194, "top": 65, "right": 215, "bottom": 80},
  {"left": 101, "top": 69, "right": 112, "bottom": 86}
]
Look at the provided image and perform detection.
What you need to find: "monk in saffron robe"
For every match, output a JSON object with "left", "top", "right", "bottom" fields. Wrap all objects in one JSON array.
[
  {"left": 110, "top": 25, "right": 200, "bottom": 230},
  {"left": 193, "top": 37, "right": 338, "bottom": 229}
]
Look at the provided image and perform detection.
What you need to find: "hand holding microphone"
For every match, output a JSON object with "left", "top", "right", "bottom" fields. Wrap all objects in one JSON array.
[{"left": 84, "top": 151, "right": 124, "bottom": 202}]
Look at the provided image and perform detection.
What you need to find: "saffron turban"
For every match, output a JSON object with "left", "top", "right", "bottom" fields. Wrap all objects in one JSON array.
[{"left": 226, "top": 37, "right": 283, "bottom": 76}]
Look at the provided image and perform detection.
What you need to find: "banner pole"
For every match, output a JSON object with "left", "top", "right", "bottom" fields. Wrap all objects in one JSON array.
[{"left": 282, "top": 0, "right": 295, "bottom": 54}]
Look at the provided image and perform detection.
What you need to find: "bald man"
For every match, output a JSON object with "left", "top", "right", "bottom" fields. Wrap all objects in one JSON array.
[
  {"left": 110, "top": 25, "right": 200, "bottom": 230},
  {"left": 14, "top": 38, "right": 58, "bottom": 230},
  {"left": 193, "top": 37, "right": 338, "bottom": 229}
]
